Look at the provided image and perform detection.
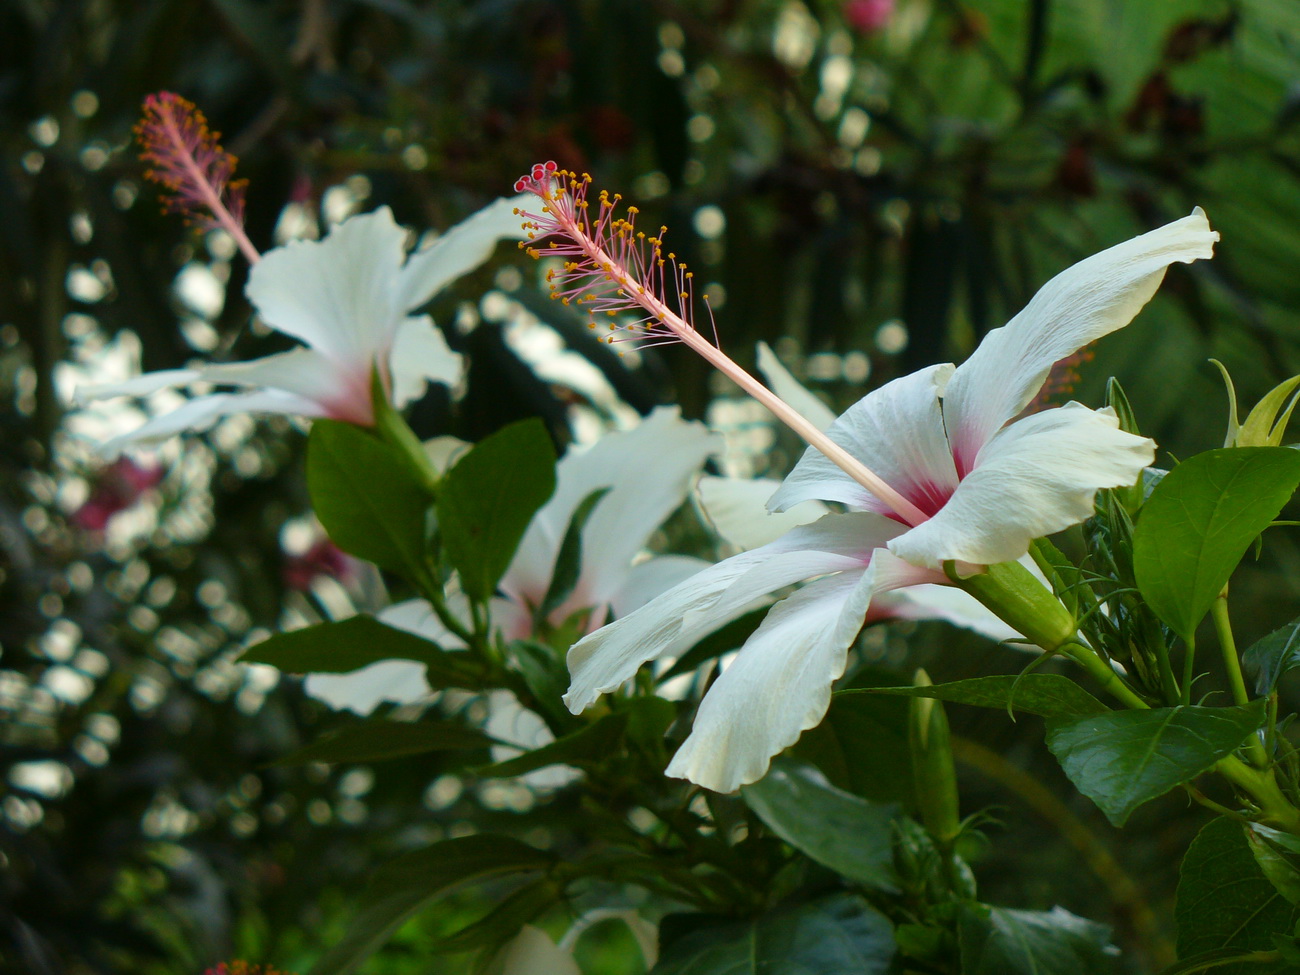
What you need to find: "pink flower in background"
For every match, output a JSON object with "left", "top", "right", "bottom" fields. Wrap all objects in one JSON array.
[
  {"left": 282, "top": 538, "right": 355, "bottom": 592},
  {"left": 73, "top": 457, "right": 164, "bottom": 531},
  {"left": 845, "top": 0, "right": 894, "bottom": 33}
]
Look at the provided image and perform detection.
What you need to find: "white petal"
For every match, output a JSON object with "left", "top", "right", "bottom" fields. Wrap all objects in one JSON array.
[
  {"left": 875, "top": 584, "right": 1024, "bottom": 643},
  {"left": 97, "top": 389, "right": 322, "bottom": 456},
  {"left": 486, "top": 926, "right": 581, "bottom": 975},
  {"left": 197, "top": 347, "right": 359, "bottom": 412},
  {"left": 246, "top": 207, "right": 408, "bottom": 363},
  {"left": 502, "top": 408, "right": 719, "bottom": 619},
  {"left": 75, "top": 368, "right": 200, "bottom": 405},
  {"left": 665, "top": 569, "right": 874, "bottom": 792},
  {"left": 609, "top": 555, "right": 711, "bottom": 618},
  {"left": 696, "top": 476, "right": 828, "bottom": 551},
  {"left": 889, "top": 403, "right": 1155, "bottom": 568},
  {"left": 485, "top": 689, "right": 577, "bottom": 790},
  {"left": 396, "top": 195, "right": 531, "bottom": 311},
  {"left": 768, "top": 364, "right": 959, "bottom": 517},
  {"left": 564, "top": 511, "right": 901, "bottom": 713},
  {"left": 756, "top": 341, "right": 837, "bottom": 431},
  {"left": 941, "top": 209, "right": 1217, "bottom": 472},
  {"left": 388, "top": 316, "right": 465, "bottom": 407},
  {"left": 302, "top": 660, "right": 430, "bottom": 715},
  {"left": 377, "top": 597, "right": 469, "bottom": 649}
]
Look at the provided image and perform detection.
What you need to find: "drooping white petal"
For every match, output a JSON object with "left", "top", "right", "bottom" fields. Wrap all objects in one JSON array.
[
  {"left": 665, "top": 568, "right": 875, "bottom": 793},
  {"left": 564, "top": 511, "right": 901, "bottom": 713},
  {"left": 874, "top": 584, "right": 1024, "bottom": 643},
  {"left": 889, "top": 403, "right": 1155, "bottom": 568},
  {"left": 388, "top": 315, "right": 465, "bottom": 407},
  {"left": 941, "top": 209, "right": 1218, "bottom": 472},
  {"left": 696, "top": 476, "right": 828, "bottom": 551},
  {"left": 303, "top": 660, "right": 430, "bottom": 715},
  {"left": 246, "top": 207, "right": 409, "bottom": 363},
  {"left": 486, "top": 926, "right": 581, "bottom": 975},
  {"left": 755, "top": 341, "right": 837, "bottom": 431},
  {"left": 197, "top": 347, "right": 350, "bottom": 404},
  {"left": 502, "top": 408, "right": 719, "bottom": 618},
  {"left": 97, "top": 389, "right": 322, "bottom": 456},
  {"left": 378, "top": 597, "right": 469, "bottom": 649},
  {"left": 75, "top": 368, "right": 200, "bottom": 405},
  {"left": 609, "top": 555, "right": 711, "bottom": 618},
  {"left": 395, "top": 196, "right": 531, "bottom": 312},
  {"left": 768, "top": 364, "right": 958, "bottom": 517}
]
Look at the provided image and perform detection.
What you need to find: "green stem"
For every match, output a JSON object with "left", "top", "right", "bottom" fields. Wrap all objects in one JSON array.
[
  {"left": 1062, "top": 640, "right": 1149, "bottom": 710},
  {"left": 1212, "top": 594, "right": 1270, "bottom": 769},
  {"left": 1215, "top": 756, "right": 1300, "bottom": 832},
  {"left": 369, "top": 368, "right": 441, "bottom": 493},
  {"left": 1181, "top": 632, "right": 1196, "bottom": 707}
]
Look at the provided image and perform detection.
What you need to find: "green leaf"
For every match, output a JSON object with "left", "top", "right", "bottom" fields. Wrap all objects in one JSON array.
[
  {"left": 1177, "top": 817, "right": 1300, "bottom": 974},
  {"left": 476, "top": 711, "right": 628, "bottom": 778},
  {"left": 956, "top": 902, "right": 1113, "bottom": 975},
  {"left": 650, "top": 893, "right": 895, "bottom": 975},
  {"left": 1248, "top": 825, "right": 1300, "bottom": 907},
  {"left": 1243, "top": 616, "right": 1300, "bottom": 695},
  {"left": 430, "top": 878, "right": 561, "bottom": 954},
  {"left": 438, "top": 418, "right": 557, "bottom": 603},
  {"left": 307, "top": 420, "right": 433, "bottom": 577},
  {"left": 308, "top": 835, "right": 556, "bottom": 975},
  {"left": 1156, "top": 947, "right": 1291, "bottom": 975},
  {"left": 536, "top": 486, "right": 610, "bottom": 622},
  {"left": 742, "top": 759, "right": 899, "bottom": 892},
  {"left": 241, "top": 616, "right": 482, "bottom": 689},
  {"left": 1133, "top": 448, "right": 1300, "bottom": 642},
  {"left": 659, "top": 610, "right": 768, "bottom": 682},
  {"left": 794, "top": 671, "right": 915, "bottom": 807},
  {"left": 272, "top": 720, "right": 492, "bottom": 766},
  {"left": 857, "top": 674, "right": 1107, "bottom": 719},
  {"left": 1045, "top": 703, "right": 1267, "bottom": 827}
]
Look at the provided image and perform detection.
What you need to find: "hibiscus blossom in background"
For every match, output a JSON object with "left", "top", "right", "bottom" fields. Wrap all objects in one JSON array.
[
  {"left": 72, "top": 457, "right": 164, "bottom": 531},
  {"left": 76, "top": 198, "right": 526, "bottom": 454},
  {"left": 566, "top": 209, "right": 1218, "bottom": 793},
  {"left": 844, "top": 0, "right": 894, "bottom": 33},
  {"left": 303, "top": 407, "right": 719, "bottom": 716}
]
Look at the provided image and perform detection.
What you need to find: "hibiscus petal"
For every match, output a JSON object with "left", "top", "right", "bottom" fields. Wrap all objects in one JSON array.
[
  {"left": 564, "top": 511, "right": 901, "bottom": 713},
  {"left": 302, "top": 660, "right": 430, "bottom": 715},
  {"left": 503, "top": 408, "right": 718, "bottom": 619},
  {"left": 246, "top": 207, "right": 409, "bottom": 363},
  {"left": 889, "top": 402, "right": 1155, "bottom": 567},
  {"left": 609, "top": 555, "right": 711, "bottom": 618},
  {"left": 97, "top": 389, "right": 322, "bottom": 456},
  {"left": 197, "top": 347, "right": 348, "bottom": 404},
  {"left": 388, "top": 315, "right": 465, "bottom": 407},
  {"left": 74, "top": 368, "right": 200, "bottom": 405},
  {"left": 664, "top": 569, "right": 875, "bottom": 792},
  {"left": 378, "top": 597, "right": 469, "bottom": 649},
  {"left": 941, "top": 209, "right": 1218, "bottom": 472},
  {"left": 768, "top": 364, "right": 958, "bottom": 517},
  {"left": 395, "top": 196, "right": 531, "bottom": 312},
  {"left": 696, "top": 476, "right": 828, "bottom": 551},
  {"left": 489, "top": 926, "right": 582, "bottom": 975},
  {"left": 874, "top": 584, "right": 1024, "bottom": 643},
  {"left": 756, "top": 341, "right": 837, "bottom": 431}
]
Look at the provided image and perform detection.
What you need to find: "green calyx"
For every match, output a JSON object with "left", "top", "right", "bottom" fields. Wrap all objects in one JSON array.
[{"left": 946, "top": 559, "right": 1077, "bottom": 653}]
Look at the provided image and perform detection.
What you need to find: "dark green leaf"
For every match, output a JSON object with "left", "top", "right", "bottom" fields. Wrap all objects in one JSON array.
[
  {"left": 537, "top": 486, "right": 610, "bottom": 621},
  {"left": 308, "top": 835, "right": 555, "bottom": 975},
  {"left": 659, "top": 610, "right": 768, "bottom": 682},
  {"left": 476, "top": 711, "right": 628, "bottom": 778},
  {"left": 241, "top": 616, "right": 482, "bottom": 689},
  {"left": 742, "top": 759, "right": 899, "bottom": 892},
  {"left": 1133, "top": 448, "right": 1300, "bottom": 642},
  {"left": 430, "top": 878, "right": 561, "bottom": 954},
  {"left": 1177, "top": 817, "right": 1300, "bottom": 974},
  {"left": 857, "top": 674, "right": 1107, "bottom": 719},
  {"left": 794, "top": 670, "right": 914, "bottom": 806},
  {"left": 1046, "top": 703, "right": 1267, "bottom": 827},
  {"left": 1156, "top": 947, "right": 1290, "bottom": 975},
  {"left": 650, "top": 893, "right": 895, "bottom": 975},
  {"left": 1243, "top": 616, "right": 1300, "bottom": 695},
  {"left": 957, "top": 902, "right": 1113, "bottom": 975},
  {"left": 307, "top": 420, "right": 434, "bottom": 577},
  {"left": 272, "top": 720, "right": 492, "bottom": 766},
  {"left": 1249, "top": 825, "right": 1300, "bottom": 907},
  {"left": 438, "top": 418, "right": 557, "bottom": 603}
]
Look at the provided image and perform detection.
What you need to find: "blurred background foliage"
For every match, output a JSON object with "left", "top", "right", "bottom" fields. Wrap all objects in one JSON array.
[{"left": 5, "top": 0, "right": 1300, "bottom": 972}]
